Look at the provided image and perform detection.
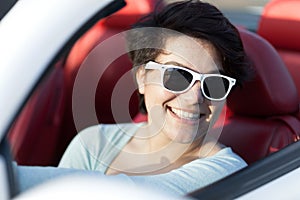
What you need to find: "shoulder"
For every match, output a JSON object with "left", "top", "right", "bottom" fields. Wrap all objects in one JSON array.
[
  {"left": 181, "top": 147, "right": 247, "bottom": 180},
  {"left": 72, "top": 122, "right": 143, "bottom": 153},
  {"left": 153, "top": 147, "right": 246, "bottom": 194},
  {"left": 206, "top": 147, "right": 247, "bottom": 169},
  {"left": 79, "top": 122, "right": 144, "bottom": 136},
  {"left": 129, "top": 147, "right": 247, "bottom": 195},
  {"left": 58, "top": 122, "right": 145, "bottom": 169},
  {"left": 77, "top": 122, "right": 142, "bottom": 142}
]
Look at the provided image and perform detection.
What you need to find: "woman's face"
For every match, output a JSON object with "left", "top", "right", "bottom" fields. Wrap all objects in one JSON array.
[{"left": 136, "top": 35, "right": 225, "bottom": 144}]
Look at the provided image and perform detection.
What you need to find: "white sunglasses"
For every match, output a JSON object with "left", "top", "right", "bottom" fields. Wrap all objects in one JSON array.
[{"left": 145, "top": 61, "right": 236, "bottom": 101}]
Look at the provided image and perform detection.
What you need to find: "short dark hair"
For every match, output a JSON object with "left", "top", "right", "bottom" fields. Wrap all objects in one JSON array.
[{"left": 126, "top": 0, "right": 252, "bottom": 114}]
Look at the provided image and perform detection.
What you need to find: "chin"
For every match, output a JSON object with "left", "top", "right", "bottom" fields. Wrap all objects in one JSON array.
[{"left": 163, "top": 120, "right": 209, "bottom": 143}]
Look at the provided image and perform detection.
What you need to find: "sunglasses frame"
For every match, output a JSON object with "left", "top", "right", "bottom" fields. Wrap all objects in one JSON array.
[{"left": 144, "top": 61, "right": 236, "bottom": 101}]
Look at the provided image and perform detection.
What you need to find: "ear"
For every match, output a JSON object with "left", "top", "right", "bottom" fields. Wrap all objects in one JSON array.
[{"left": 135, "top": 67, "right": 146, "bottom": 94}]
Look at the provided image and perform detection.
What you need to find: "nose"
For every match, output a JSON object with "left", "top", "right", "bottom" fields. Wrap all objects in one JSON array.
[{"left": 181, "top": 81, "right": 204, "bottom": 104}]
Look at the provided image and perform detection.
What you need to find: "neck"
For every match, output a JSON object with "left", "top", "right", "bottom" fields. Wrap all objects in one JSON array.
[{"left": 135, "top": 123, "right": 205, "bottom": 160}]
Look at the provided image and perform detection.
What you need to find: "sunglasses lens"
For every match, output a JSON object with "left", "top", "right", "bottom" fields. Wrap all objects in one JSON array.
[
  {"left": 160, "top": 65, "right": 232, "bottom": 100},
  {"left": 203, "top": 76, "right": 230, "bottom": 100},
  {"left": 163, "top": 68, "right": 193, "bottom": 92}
]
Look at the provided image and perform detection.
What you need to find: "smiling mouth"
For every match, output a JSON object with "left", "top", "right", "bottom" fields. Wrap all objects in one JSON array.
[{"left": 168, "top": 106, "right": 203, "bottom": 121}]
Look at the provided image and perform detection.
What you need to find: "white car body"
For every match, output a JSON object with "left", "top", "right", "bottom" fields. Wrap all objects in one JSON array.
[{"left": 0, "top": 0, "right": 116, "bottom": 141}]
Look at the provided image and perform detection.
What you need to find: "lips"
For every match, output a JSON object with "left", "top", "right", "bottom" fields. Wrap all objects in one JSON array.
[{"left": 168, "top": 106, "right": 202, "bottom": 120}]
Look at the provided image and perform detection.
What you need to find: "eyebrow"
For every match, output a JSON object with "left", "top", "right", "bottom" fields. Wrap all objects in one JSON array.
[
  {"left": 164, "top": 61, "right": 187, "bottom": 68},
  {"left": 162, "top": 61, "right": 226, "bottom": 75}
]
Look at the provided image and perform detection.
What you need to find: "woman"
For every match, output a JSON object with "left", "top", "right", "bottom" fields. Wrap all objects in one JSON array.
[{"left": 57, "top": 0, "right": 251, "bottom": 195}]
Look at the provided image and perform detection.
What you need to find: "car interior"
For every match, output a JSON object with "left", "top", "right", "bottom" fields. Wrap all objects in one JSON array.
[
  {"left": 7, "top": 0, "right": 300, "bottom": 176},
  {"left": 257, "top": 0, "right": 300, "bottom": 115}
]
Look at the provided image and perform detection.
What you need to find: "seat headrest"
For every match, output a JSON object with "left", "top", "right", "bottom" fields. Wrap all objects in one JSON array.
[
  {"left": 257, "top": 0, "right": 300, "bottom": 51},
  {"left": 103, "top": 0, "right": 159, "bottom": 28},
  {"left": 227, "top": 29, "right": 299, "bottom": 117}
]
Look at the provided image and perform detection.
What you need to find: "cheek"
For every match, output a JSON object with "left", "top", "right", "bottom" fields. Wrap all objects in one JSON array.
[
  {"left": 144, "top": 84, "right": 173, "bottom": 110},
  {"left": 143, "top": 85, "right": 173, "bottom": 130}
]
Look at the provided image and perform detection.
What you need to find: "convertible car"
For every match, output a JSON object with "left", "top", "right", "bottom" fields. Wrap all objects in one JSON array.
[{"left": 0, "top": 0, "right": 299, "bottom": 199}]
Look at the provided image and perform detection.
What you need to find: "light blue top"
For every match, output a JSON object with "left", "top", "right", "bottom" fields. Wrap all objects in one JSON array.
[
  {"left": 56, "top": 123, "right": 247, "bottom": 195},
  {"left": 59, "top": 123, "right": 145, "bottom": 172}
]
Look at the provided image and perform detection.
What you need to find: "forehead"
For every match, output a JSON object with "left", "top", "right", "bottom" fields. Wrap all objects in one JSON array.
[{"left": 156, "top": 35, "right": 222, "bottom": 73}]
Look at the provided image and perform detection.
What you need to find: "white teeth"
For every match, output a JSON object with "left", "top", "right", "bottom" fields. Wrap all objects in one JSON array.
[{"left": 170, "top": 107, "right": 200, "bottom": 120}]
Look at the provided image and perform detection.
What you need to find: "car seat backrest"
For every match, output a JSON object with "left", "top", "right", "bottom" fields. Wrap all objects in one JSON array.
[
  {"left": 59, "top": 0, "right": 163, "bottom": 164},
  {"left": 64, "top": 0, "right": 160, "bottom": 126},
  {"left": 8, "top": 62, "right": 66, "bottom": 166},
  {"left": 257, "top": 0, "right": 300, "bottom": 117},
  {"left": 228, "top": 29, "right": 299, "bottom": 117},
  {"left": 258, "top": 0, "right": 300, "bottom": 51},
  {"left": 214, "top": 28, "right": 300, "bottom": 164}
]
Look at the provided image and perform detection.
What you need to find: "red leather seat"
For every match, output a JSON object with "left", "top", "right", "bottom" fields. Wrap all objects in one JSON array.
[
  {"left": 8, "top": 62, "right": 66, "bottom": 166},
  {"left": 214, "top": 28, "right": 300, "bottom": 164},
  {"left": 257, "top": 0, "right": 300, "bottom": 118},
  {"left": 59, "top": 0, "right": 163, "bottom": 164}
]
